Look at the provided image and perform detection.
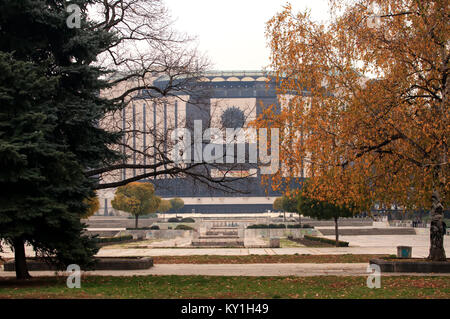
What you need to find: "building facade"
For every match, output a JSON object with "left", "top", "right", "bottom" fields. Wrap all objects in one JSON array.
[{"left": 98, "top": 71, "right": 302, "bottom": 215}]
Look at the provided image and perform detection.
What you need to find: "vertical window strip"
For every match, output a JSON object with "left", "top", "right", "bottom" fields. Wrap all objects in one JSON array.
[
  {"left": 164, "top": 102, "right": 167, "bottom": 179},
  {"left": 143, "top": 103, "right": 147, "bottom": 175},
  {"left": 132, "top": 103, "right": 136, "bottom": 177},
  {"left": 175, "top": 100, "right": 178, "bottom": 129},
  {"left": 122, "top": 107, "right": 126, "bottom": 180},
  {"left": 153, "top": 102, "right": 157, "bottom": 179}
]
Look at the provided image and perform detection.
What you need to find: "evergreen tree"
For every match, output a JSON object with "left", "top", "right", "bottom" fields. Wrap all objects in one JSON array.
[{"left": 0, "top": 0, "right": 122, "bottom": 279}]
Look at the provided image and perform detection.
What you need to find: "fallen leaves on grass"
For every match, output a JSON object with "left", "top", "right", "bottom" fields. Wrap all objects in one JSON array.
[{"left": 152, "top": 254, "right": 388, "bottom": 264}]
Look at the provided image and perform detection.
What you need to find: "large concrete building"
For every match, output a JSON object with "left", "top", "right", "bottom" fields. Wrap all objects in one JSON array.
[{"left": 98, "top": 71, "right": 302, "bottom": 215}]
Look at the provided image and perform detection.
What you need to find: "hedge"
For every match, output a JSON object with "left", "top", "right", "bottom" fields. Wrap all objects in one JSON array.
[
  {"left": 247, "top": 224, "right": 285, "bottom": 229},
  {"left": 287, "top": 224, "right": 314, "bottom": 229},
  {"left": 92, "top": 235, "right": 133, "bottom": 244},
  {"left": 174, "top": 224, "right": 194, "bottom": 230},
  {"left": 304, "top": 235, "right": 349, "bottom": 247},
  {"left": 167, "top": 217, "right": 195, "bottom": 223},
  {"left": 247, "top": 224, "right": 314, "bottom": 229},
  {"left": 125, "top": 225, "right": 160, "bottom": 230}
]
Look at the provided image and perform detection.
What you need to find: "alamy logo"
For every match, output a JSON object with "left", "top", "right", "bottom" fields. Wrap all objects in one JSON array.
[
  {"left": 366, "top": 264, "right": 381, "bottom": 289},
  {"left": 171, "top": 120, "right": 279, "bottom": 174},
  {"left": 367, "top": 4, "right": 381, "bottom": 29},
  {"left": 66, "top": 3, "right": 81, "bottom": 29},
  {"left": 66, "top": 264, "right": 81, "bottom": 288}
]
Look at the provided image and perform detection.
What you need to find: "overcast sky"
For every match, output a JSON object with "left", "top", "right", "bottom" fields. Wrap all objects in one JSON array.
[{"left": 164, "top": 0, "right": 331, "bottom": 71}]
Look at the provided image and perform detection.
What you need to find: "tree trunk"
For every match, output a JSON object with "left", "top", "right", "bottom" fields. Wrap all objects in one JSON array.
[
  {"left": 135, "top": 215, "right": 139, "bottom": 229},
  {"left": 13, "top": 238, "right": 31, "bottom": 280},
  {"left": 428, "top": 191, "right": 446, "bottom": 261},
  {"left": 334, "top": 217, "right": 339, "bottom": 247}
]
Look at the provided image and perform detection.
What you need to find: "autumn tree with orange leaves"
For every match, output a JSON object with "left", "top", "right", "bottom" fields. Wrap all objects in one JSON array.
[
  {"left": 111, "top": 182, "right": 161, "bottom": 229},
  {"left": 255, "top": 0, "right": 449, "bottom": 260},
  {"left": 81, "top": 195, "right": 100, "bottom": 219}
]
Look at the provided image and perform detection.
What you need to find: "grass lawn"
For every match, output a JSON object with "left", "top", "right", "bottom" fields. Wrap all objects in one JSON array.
[
  {"left": 152, "top": 254, "right": 389, "bottom": 264},
  {"left": 0, "top": 275, "right": 448, "bottom": 299}
]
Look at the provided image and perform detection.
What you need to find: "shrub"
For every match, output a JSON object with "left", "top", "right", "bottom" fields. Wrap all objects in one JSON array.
[
  {"left": 168, "top": 217, "right": 181, "bottom": 223},
  {"left": 175, "top": 224, "right": 194, "bottom": 230},
  {"left": 149, "top": 225, "right": 160, "bottom": 230},
  {"left": 181, "top": 217, "right": 195, "bottom": 223},
  {"left": 304, "top": 235, "right": 349, "bottom": 247},
  {"left": 247, "top": 224, "right": 266, "bottom": 229}
]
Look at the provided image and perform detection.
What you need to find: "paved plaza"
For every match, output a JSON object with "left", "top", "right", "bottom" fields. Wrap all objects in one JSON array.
[
  {"left": 1, "top": 232, "right": 448, "bottom": 259},
  {"left": 1, "top": 230, "right": 449, "bottom": 277}
]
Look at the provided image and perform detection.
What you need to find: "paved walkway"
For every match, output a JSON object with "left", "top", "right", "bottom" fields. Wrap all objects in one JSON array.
[
  {"left": 1, "top": 263, "right": 449, "bottom": 278},
  {"left": 95, "top": 247, "right": 402, "bottom": 257},
  {"left": 2, "top": 233, "right": 448, "bottom": 259},
  {"left": 0, "top": 245, "right": 443, "bottom": 259}
]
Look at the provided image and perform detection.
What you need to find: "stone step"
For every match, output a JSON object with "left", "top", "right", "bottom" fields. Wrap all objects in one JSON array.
[
  {"left": 198, "top": 236, "right": 240, "bottom": 239},
  {"left": 206, "top": 231, "right": 238, "bottom": 236},
  {"left": 191, "top": 240, "right": 244, "bottom": 247},
  {"left": 85, "top": 220, "right": 155, "bottom": 228}
]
